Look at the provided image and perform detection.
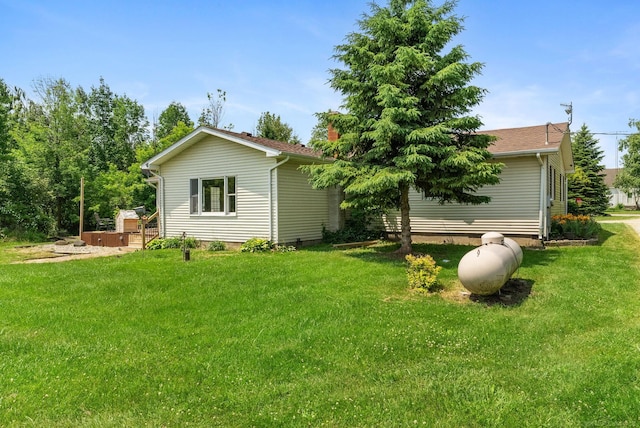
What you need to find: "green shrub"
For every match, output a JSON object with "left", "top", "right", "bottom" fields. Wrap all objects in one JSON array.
[
  {"left": 207, "top": 240, "right": 227, "bottom": 251},
  {"left": 146, "top": 236, "right": 199, "bottom": 250},
  {"left": 274, "top": 244, "right": 297, "bottom": 253},
  {"left": 322, "top": 208, "right": 383, "bottom": 244},
  {"left": 406, "top": 254, "right": 442, "bottom": 293},
  {"left": 240, "top": 238, "right": 273, "bottom": 253},
  {"left": 145, "top": 239, "right": 164, "bottom": 250}
]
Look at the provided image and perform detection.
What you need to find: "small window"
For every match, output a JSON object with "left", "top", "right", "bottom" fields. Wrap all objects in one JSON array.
[
  {"left": 548, "top": 167, "right": 556, "bottom": 200},
  {"left": 190, "top": 176, "right": 237, "bottom": 215},
  {"left": 190, "top": 179, "right": 198, "bottom": 214}
]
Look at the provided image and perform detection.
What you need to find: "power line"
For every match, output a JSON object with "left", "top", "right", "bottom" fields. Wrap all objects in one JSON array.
[{"left": 589, "top": 132, "right": 635, "bottom": 136}]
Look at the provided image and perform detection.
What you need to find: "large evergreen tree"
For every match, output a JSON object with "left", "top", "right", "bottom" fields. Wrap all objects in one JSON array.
[
  {"left": 304, "top": 0, "right": 501, "bottom": 254},
  {"left": 614, "top": 119, "right": 640, "bottom": 209},
  {"left": 567, "top": 124, "right": 610, "bottom": 215}
]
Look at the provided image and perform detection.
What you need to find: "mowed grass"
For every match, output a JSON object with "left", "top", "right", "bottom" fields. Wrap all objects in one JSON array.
[{"left": 1, "top": 223, "right": 640, "bottom": 427}]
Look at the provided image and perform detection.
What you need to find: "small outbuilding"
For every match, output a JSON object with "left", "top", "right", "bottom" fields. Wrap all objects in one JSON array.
[{"left": 116, "top": 210, "right": 140, "bottom": 233}]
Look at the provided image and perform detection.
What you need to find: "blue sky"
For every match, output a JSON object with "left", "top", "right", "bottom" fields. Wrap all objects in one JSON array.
[{"left": 2, "top": 0, "right": 639, "bottom": 168}]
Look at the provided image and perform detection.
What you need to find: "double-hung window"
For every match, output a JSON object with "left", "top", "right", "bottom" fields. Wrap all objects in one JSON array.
[{"left": 190, "top": 176, "right": 236, "bottom": 215}]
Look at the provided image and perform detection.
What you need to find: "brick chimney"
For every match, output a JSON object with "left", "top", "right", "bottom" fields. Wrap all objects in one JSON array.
[{"left": 328, "top": 122, "right": 339, "bottom": 142}]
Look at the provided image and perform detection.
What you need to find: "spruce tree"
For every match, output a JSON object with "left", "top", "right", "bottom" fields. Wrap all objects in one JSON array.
[
  {"left": 303, "top": 0, "right": 501, "bottom": 254},
  {"left": 568, "top": 124, "right": 610, "bottom": 215}
]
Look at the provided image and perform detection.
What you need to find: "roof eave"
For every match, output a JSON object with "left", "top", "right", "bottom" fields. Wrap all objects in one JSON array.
[{"left": 491, "top": 147, "right": 559, "bottom": 158}]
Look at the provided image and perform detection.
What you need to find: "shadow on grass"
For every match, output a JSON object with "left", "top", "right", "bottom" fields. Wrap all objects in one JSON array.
[
  {"left": 330, "top": 241, "right": 557, "bottom": 271},
  {"left": 597, "top": 226, "right": 616, "bottom": 245},
  {"left": 469, "top": 278, "right": 534, "bottom": 307}
]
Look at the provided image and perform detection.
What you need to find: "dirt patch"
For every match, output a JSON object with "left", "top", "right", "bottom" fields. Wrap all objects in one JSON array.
[
  {"left": 12, "top": 242, "right": 136, "bottom": 264},
  {"left": 439, "top": 278, "right": 533, "bottom": 306}
]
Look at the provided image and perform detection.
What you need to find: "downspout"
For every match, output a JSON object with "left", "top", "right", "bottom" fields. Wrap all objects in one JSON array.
[
  {"left": 536, "top": 153, "right": 545, "bottom": 240},
  {"left": 150, "top": 170, "right": 165, "bottom": 238},
  {"left": 268, "top": 156, "right": 290, "bottom": 242}
]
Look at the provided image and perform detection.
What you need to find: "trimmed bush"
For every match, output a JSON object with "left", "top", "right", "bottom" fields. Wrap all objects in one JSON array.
[{"left": 406, "top": 254, "right": 442, "bottom": 293}]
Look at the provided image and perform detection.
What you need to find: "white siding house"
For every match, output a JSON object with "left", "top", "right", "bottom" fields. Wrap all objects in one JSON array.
[
  {"left": 143, "top": 123, "right": 573, "bottom": 246},
  {"left": 142, "top": 127, "right": 339, "bottom": 245},
  {"left": 604, "top": 168, "right": 637, "bottom": 207},
  {"left": 384, "top": 123, "right": 574, "bottom": 240}
]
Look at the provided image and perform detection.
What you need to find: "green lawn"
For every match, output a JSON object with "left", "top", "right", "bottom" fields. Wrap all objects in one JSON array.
[{"left": 1, "top": 224, "right": 640, "bottom": 427}]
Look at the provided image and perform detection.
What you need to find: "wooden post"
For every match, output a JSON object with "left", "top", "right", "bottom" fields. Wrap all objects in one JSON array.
[
  {"left": 79, "top": 177, "right": 84, "bottom": 237},
  {"left": 141, "top": 215, "right": 147, "bottom": 250}
]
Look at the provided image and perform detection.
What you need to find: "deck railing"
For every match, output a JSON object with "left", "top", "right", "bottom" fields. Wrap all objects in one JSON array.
[{"left": 140, "top": 211, "right": 159, "bottom": 250}]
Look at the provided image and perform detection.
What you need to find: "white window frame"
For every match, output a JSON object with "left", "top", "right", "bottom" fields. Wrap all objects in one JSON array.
[{"left": 189, "top": 176, "right": 236, "bottom": 216}]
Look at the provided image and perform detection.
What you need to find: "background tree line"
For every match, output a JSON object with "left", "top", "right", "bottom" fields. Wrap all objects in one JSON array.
[{"left": 0, "top": 77, "right": 300, "bottom": 239}]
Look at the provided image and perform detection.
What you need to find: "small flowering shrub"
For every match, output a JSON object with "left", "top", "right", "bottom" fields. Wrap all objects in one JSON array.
[
  {"left": 550, "top": 214, "right": 601, "bottom": 239},
  {"left": 406, "top": 254, "right": 442, "bottom": 293}
]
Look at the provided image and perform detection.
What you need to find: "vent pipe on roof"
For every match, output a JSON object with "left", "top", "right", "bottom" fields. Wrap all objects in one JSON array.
[{"left": 545, "top": 122, "right": 551, "bottom": 145}]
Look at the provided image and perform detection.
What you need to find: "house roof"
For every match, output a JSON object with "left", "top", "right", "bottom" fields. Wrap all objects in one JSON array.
[
  {"left": 143, "top": 122, "right": 573, "bottom": 171},
  {"left": 142, "top": 126, "right": 323, "bottom": 170},
  {"left": 213, "top": 128, "right": 323, "bottom": 158},
  {"left": 603, "top": 168, "right": 622, "bottom": 187},
  {"left": 481, "top": 122, "right": 570, "bottom": 156}
]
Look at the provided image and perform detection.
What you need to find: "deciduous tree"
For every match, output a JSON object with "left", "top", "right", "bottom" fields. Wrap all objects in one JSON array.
[
  {"left": 0, "top": 79, "right": 51, "bottom": 233},
  {"left": 304, "top": 0, "right": 501, "bottom": 254},
  {"left": 198, "top": 89, "right": 233, "bottom": 130},
  {"left": 12, "top": 77, "right": 90, "bottom": 233},
  {"left": 256, "top": 111, "right": 300, "bottom": 144},
  {"left": 156, "top": 102, "right": 193, "bottom": 139},
  {"left": 86, "top": 77, "right": 149, "bottom": 172},
  {"left": 614, "top": 119, "right": 640, "bottom": 209}
]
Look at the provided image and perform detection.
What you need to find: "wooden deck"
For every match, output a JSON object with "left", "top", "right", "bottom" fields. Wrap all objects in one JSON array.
[
  {"left": 81, "top": 231, "right": 131, "bottom": 247},
  {"left": 81, "top": 228, "right": 159, "bottom": 248}
]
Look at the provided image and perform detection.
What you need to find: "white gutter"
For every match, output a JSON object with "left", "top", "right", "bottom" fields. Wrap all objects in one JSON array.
[
  {"left": 536, "top": 152, "right": 545, "bottom": 240},
  {"left": 268, "top": 156, "right": 290, "bottom": 242},
  {"left": 150, "top": 171, "right": 165, "bottom": 238}
]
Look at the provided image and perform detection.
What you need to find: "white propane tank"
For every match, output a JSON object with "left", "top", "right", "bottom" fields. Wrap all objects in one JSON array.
[{"left": 457, "top": 232, "right": 523, "bottom": 295}]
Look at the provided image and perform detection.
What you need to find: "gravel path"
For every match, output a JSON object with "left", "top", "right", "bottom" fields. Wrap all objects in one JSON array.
[
  {"left": 598, "top": 216, "right": 640, "bottom": 237},
  {"left": 15, "top": 242, "right": 136, "bottom": 264}
]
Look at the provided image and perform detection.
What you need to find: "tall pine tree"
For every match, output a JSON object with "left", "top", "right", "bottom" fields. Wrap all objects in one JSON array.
[
  {"left": 304, "top": 0, "right": 501, "bottom": 254},
  {"left": 568, "top": 124, "right": 610, "bottom": 215}
]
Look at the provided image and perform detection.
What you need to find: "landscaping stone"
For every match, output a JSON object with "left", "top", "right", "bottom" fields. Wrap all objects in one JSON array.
[
  {"left": 73, "top": 240, "right": 86, "bottom": 247},
  {"left": 544, "top": 238, "right": 598, "bottom": 247}
]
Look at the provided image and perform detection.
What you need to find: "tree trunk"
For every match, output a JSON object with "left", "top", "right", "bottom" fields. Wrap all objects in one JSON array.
[{"left": 396, "top": 183, "right": 412, "bottom": 255}]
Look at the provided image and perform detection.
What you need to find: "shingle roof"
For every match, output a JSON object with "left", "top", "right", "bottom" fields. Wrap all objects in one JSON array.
[
  {"left": 214, "top": 123, "right": 571, "bottom": 158},
  {"left": 212, "top": 127, "right": 323, "bottom": 158},
  {"left": 480, "top": 122, "right": 570, "bottom": 155},
  {"left": 603, "top": 168, "right": 622, "bottom": 187}
]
